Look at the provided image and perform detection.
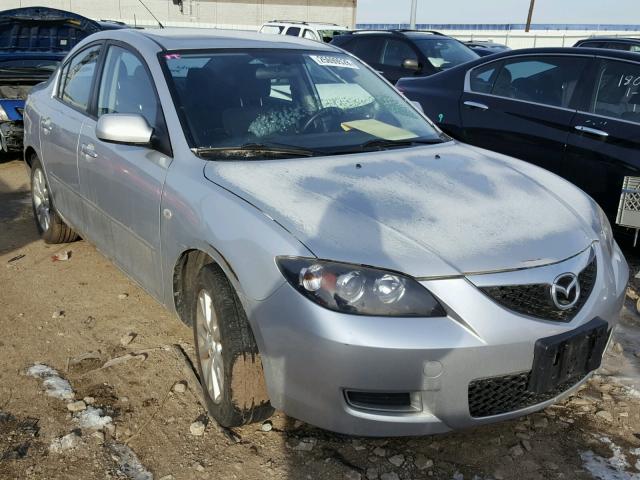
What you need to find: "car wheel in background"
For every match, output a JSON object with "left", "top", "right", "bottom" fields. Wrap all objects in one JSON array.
[
  {"left": 30, "top": 155, "right": 78, "bottom": 244},
  {"left": 192, "top": 263, "right": 274, "bottom": 427}
]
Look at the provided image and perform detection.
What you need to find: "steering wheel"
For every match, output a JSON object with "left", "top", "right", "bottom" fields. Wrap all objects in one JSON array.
[{"left": 300, "top": 107, "right": 344, "bottom": 133}]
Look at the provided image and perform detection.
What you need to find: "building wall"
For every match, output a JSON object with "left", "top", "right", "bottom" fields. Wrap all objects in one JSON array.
[{"left": 5, "top": 0, "right": 357, "bottom": 30}]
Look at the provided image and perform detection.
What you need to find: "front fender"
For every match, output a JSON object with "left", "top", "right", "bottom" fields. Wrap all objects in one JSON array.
[{"left": 160, "top": 155, "right": 314, "bottom": 317}]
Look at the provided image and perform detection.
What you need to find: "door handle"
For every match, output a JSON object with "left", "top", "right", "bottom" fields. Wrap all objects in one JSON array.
[
  {"left": 574, "top": 125, "right": 609, "bottom": 138},
  {"left": 463, "top": 101, "right": 489, "bottom": 111},
  {"left": 41, "top": 118, "right": 52, "bottom": 134},
  {"left": 81, "top": 143, "right": 98, "bottom": 159}
]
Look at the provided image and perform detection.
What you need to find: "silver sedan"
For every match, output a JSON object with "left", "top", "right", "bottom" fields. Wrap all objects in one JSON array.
[{"left": 23, "top": 28, "right": 628, "bottom": 436}]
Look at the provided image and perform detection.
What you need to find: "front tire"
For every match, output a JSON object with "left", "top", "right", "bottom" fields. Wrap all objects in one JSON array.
[
  {"left": 30, "top": 155, "right": 78, "bottom": 244},
  {"left": 192, "top": 263, "right": 274, "bottom": 427}
]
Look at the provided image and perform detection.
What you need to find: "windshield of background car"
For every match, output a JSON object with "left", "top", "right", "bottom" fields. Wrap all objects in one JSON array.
[
  {"left": 162, "top": 49, "right": 443, "bottom": 156},
  {"left": 413, "top": 38, "right": 479, "bottom": 71}
]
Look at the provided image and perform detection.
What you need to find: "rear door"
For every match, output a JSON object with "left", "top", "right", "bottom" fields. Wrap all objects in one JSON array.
[
  {"left": 40, "top": 42, "right": 103, "bottom": 230},
  {"left": 77, "top": 42, "right": 171, "bottom": 299},
  {"left": 564, "top": 57, "right": 640, "bottom": 222},
  {"left": 459, "top": 54, "right": 590, "bottom": 174}
]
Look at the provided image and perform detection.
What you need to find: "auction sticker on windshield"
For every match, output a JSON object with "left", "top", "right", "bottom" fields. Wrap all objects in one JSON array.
[{"left": 310, "top": 55, "right": 358, "bottom": 69}]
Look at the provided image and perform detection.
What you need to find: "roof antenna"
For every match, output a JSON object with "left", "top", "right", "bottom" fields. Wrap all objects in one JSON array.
[{"left": 136, "top": 0, "right": 164, "bottom": 29}]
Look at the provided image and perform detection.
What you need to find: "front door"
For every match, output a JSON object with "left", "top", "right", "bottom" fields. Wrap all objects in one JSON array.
[
  {"left": 40, "top": 43, "right": 102, "bottom": 229},
  {"left": 78, "top": 43, "right": 172, "bottom": 299},
  {"left": 460, "top": 54, "right": 590, "bottom": 174},
  {"left": 564, "top": 57, "right": 640, "bottom": 223}
]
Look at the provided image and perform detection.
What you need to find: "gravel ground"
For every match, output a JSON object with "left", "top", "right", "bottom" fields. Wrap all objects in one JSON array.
[{"left": 1, "top": 156, "right": 640, "bottom": 480}]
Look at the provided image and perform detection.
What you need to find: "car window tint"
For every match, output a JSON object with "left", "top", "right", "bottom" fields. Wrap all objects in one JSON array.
[
  {"left": 632, "top": 45, "right": 640, "bottom": 53},
  {"left": 303, "top": 29, "right": 317, "bottom": 40},
  {"left": 604, "top": 42, "right": 633, "bottom": 51},
  {"left": 59, "top": 45, "right": 101, "bottom": 111},
  {"left": 579, "top": 41, "right": 606, "bottom": 48},
  {"left": 491, "top": 56, "right": 587, "bottom": 108},
  {"left": 591, "top": 59, "right": 640, "bottom": 123},
  {"left": 381, "top": 39, "right": 417, "bottom": 67},
  {"left": 344, "top": 37, "right": 384, "bottom": 64},
  {"left": 285, "top": 27, "right": 301, "bottom": 37},
  {"left": 469, "top": 62, "right": 500, "bottom": 93},
  {"left": 97, "top": 45, "right": 158, "bottom": 127}
]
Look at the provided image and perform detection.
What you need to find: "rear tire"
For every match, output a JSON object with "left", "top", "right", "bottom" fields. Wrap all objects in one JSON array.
[
  {"left": 192, "top": 263, "right": 274, "bottom": 427},
  {"left": 30, "top": 155, "right": 78, "bottom": 244}
]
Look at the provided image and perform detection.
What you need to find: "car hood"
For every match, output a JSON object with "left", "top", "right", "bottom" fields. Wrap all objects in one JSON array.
[
  {"left": 0, "top": 7, "right": 101, "bottom": 54},
  {"left": 203, "top": 141, "right": 597, "bottom": 278}
]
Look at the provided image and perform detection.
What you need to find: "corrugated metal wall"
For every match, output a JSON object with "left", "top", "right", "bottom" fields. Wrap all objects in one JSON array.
[{"left": 4, "top": 0, "right": 357, "bottom": 30}]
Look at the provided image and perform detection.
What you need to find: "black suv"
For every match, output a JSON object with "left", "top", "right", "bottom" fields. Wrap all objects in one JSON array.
[
  {"left": 331, "top": 30, "right": 479, "bottom": 84},
  {"left": 396, "top": 47, "right": 640, "bottom": 226},
  {"left": 574, "top": 37, "right": 640, "bottom": 53}
]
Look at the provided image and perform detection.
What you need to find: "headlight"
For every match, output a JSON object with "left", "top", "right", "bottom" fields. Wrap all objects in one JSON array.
[
  {"left": 593, "top": 203, "right": 614, "bottom": 256},
  {"left": 277, "top": 257, "right": 446, "bottom": 317},
  {"left": 0, "top": 105, "right": 8, "bottom": 122}
]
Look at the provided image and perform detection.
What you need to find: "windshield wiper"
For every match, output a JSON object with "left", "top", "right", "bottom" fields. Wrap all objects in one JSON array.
[
  {"left": 192, "top": 142, "right": 318, "bottom": 159},
  {"left": 329, "top": 137, "right": 445, "bottom": 154}
]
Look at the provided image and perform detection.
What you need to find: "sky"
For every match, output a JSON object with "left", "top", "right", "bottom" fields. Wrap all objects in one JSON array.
[{"left": 356, "top": 0, "right": 639, "bottom": 24}]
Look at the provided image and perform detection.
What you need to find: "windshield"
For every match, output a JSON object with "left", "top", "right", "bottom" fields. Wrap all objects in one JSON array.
[
  {"left": 317, "top": 29, "right": 347, "bottom": 42},
  {"left": 0, "top": 58, "right": 59, "bottom": 73},
  {"left": 413, "top": 38, "right": 478, "bottom": 71},
  {"left": 162, "top": 50, "right": 444, "bottom": 158}
]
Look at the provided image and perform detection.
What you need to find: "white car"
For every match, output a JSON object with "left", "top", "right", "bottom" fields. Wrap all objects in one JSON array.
[{"left": 258, "top": 20, "right": 348, "bottom": 43}]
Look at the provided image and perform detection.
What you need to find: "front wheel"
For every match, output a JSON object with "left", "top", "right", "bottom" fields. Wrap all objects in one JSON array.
[
  {"left": 30, "top": 156, "right": 78, "bottom": 244},
  {"left": 192, "top": 263, "right": 274, "bottom": 427}
]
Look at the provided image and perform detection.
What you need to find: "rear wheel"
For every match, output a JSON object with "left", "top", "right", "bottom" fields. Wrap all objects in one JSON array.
[
  {"left": 192, "top": 263, "right": 274, "bottom": 427},
  {"left": 30, "top": 156, "right": 78, "bottom": 244}
]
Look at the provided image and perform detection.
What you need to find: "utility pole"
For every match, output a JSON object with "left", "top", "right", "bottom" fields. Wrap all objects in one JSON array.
[
  {"left": 409, "top": 0, "right": 417, "bottom": 29},
  {"left": 525, "top": 0, "right": 535, "bottom": 32}
]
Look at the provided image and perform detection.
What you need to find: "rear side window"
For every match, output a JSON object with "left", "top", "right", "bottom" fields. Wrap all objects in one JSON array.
[
  {"left": 97, "top": 45, "right": 159, "bottom": 128},
  {"left": 260, "top": 25, "right": 284, "bottom": 34},
  {"left": 59, "top": 44, "right": 102, "bottom": 111},
  {"left": 381, "top": 39, "right": 417, "bottom": 67},
  {"left": 285, "top": 27, "right": 301, "bottom": 37},
  {"left": 605, "top": 42, "right": 635, "bottom": 51},
  {"left": 591, "top": 59, "right": 640, "bottom": 123},
  {"left": 303, "top": 29, "right": 318, "bottom": 41},
  {"left": 578, "top": 41, "right": 607, "bottom": 48},
  {"left": 490, "top": 56, "right": 588, "bottom": 108},
  {"left": 469, "top": 62, "right": 500, "bottom": 93}
]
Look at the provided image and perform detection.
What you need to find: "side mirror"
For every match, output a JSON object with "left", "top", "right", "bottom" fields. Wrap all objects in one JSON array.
[
  {"left": 96, "top": 113, "right": 153, "bottom": 146},
  {"left": 402, "top": 58, "right": 420, "bottom": 71}
]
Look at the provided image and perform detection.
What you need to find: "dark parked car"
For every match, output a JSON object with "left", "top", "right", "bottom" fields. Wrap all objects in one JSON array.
[
  {"left": 574, "top": 37, "right": 640, "bottom": 53},
  {"left": 397, "top": 47, "right": 640, "bottom": 226},
  {"left": 331, "top": 30, "right": 478, "bottom": 84},
  {"left": 0, "top": 7, "right": 125, "bottom": 154},
  {"left": 464, "top": 40, "right": 510, "bottom": 57}
]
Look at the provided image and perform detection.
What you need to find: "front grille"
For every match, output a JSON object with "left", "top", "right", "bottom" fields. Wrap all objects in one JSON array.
[
  {"left": 480, "top": 258, "right": 597, "bottom": 322},
  {"left": 468, "top": 371, "right": 584, "bottom": 418}
]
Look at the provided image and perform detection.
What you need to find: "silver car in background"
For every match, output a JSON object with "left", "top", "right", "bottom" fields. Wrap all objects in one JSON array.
[{"left": 23, "top": 28, "right": 628, "bottom": 436}]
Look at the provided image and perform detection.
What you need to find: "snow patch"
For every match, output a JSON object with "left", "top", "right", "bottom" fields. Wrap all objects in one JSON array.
[
  {"left": 75, "top": 406, "right": 112, "bottom": 431},
  {"left": 109, "top": 442, "right": 153, "bottom": 480},
  {"left": 27, "top": 363, "right": 74, "bottom": 400},
  {"left": 580, "top": 436, "right": 640, "bottom": 480}
]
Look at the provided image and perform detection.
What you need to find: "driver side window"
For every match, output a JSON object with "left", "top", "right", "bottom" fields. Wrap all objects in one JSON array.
[{"left": 97, "top": 45, "right": 159, "bottom": 128}]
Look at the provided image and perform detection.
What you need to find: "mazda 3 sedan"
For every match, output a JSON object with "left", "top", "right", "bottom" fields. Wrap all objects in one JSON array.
[{"left": 23, "top": 29, "right": 628, "bottom": 436}]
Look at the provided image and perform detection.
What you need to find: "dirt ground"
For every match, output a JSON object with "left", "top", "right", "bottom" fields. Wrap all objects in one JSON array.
[{"left": 1, "top": 156, "right": 640, "bottom": 480}]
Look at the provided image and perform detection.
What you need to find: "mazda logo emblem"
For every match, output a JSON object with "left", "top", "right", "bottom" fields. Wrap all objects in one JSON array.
[{"left": 550, "top": 273, "right": 580, "bottom": 310}]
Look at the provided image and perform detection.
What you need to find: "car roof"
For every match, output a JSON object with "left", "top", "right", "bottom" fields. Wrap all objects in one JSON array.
[
  {"left": 474, "top": 46, "right": 640, "bottom": 63},
  {"left": 577, "top": 37, "right": 640, "bottom": 43},
  {"left": 98, "top": 27, "right": 339, "bottom": 52}
]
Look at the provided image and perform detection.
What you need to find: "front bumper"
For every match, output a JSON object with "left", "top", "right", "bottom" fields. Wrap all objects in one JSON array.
[{"left": 250, "top": 243, "right": 628, "bottom": 436}]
